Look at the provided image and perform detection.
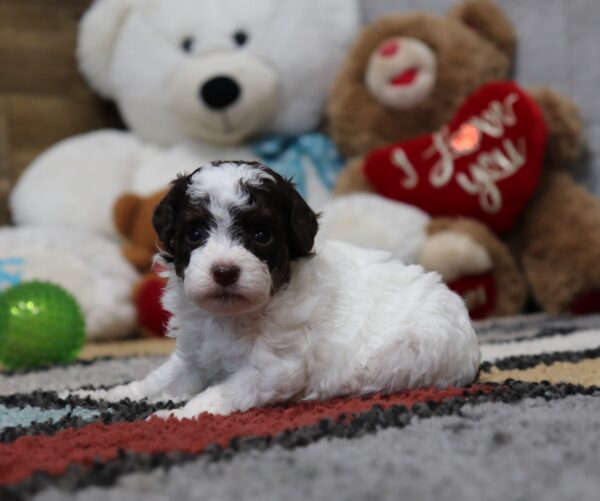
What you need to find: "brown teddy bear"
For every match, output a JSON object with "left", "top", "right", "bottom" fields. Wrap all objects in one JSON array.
[
  {"left": 328, "top": 0, "right": 597, "bottom": 315},
  {"left": 113, "top": 189, "right": 170, "bottom": 336},
  {"left": 113, "top": 190, "right": 168, "bottom": 273}
]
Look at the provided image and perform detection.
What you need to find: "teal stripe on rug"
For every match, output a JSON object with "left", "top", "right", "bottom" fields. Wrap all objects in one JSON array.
[{"left": 0, "top": 404, "right": 103, "bottom": 430}]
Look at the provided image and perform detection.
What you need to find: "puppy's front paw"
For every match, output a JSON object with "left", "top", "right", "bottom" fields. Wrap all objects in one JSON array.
[
  {"left": 150, "top": 407, "right": 202, "bottom": 421},
  {"left": 151, "top": 409, "right": 186, "bottom": 421},
  {"left": 151, "top": 393, "right": 233, "bottom": 421},
  {"left": 104, "top": 382, "right": 145, "bottom": 402}
]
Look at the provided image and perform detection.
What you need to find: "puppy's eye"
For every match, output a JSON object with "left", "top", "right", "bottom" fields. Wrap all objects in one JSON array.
[
  {"left": 186, "top": 226, "right": 207, "bottom": 243},
  {"left": 232, "top": 30, "right": 249, "bottom": 47},
  {"left": 181, "top": 36, "right": 195, "bottom": 53},
  {"left": 253, "top": 229, "right": 272, "bottom": 245}
]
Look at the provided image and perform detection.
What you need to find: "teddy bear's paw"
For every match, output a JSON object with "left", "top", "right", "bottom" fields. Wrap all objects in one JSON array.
[
  {"left": 419, "top": 231, "right": 499, "bottom": 320},
  {"left": 419, "top": 231, "right": 492, "bottom": 282},
  {"left": 569, "top": 290, "right": 600, "bottom": 315}
]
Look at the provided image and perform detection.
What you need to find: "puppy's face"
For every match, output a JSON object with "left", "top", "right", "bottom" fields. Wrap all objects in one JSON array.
[{"left": 153, "top": 161, "right": 319, "bottom": 316}]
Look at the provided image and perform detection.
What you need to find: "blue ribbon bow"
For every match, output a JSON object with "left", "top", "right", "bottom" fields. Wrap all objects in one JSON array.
[{"left": 251, "top": 132, "right": 345, "bottom": 199}]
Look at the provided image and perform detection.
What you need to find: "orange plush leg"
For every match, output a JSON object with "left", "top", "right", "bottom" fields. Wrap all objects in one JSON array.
[{"left": 421, "top": 218, "right": 526, "bottom": 319}]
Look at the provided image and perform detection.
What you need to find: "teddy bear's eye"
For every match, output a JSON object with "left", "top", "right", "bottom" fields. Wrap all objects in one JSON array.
[
  {"left": 232, "top": 30, "right": 249, "bottom": 47},
  {"left": 181, "top": 36, "right": 195, "bottom": 53}
]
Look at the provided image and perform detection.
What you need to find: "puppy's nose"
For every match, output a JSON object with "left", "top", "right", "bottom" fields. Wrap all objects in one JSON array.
[
  {"left": 200, "top": 76, "right": 241, "bottom": 110},
  {"left": 211, "top": 263, "right": 241, "bottom": 287}
]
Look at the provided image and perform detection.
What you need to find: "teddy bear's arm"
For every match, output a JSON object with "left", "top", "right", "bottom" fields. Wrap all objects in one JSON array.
[
  {"left": 528, "top": 86, "right": 584, "bottom": 167},
  {"left": 10, "top": 130, "right": 147, "bottom": 237},
  {"left": 514, "top": 171, "right": 600, "bottom": 313},
  {"left": 334, "top": 157, "right": 377, "bottom": 196}
]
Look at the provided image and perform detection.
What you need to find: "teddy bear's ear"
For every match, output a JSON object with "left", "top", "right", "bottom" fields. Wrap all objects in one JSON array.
[
  {"left": 113, "top": 193, "right": 143, "bottom": 239},
  {"left": 449, "top": 0, "right": 516, "bottom": 61},
  {"left": 77, "top": 0, "right": 135, "bottom": 98}
]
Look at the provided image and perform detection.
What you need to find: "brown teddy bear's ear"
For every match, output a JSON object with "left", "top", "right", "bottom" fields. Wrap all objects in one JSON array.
[
  {"left": 113, "top": 193, "right": 143, "bottom": 238},
  {"left": 449, "top": 0, "right": 516, "bottom": 61}
]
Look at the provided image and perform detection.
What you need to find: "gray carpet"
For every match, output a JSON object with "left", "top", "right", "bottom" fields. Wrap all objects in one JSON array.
[
  {"left": 3, "top": 314, "right": 600, "bottom": 500},
  {"left": 35, "top": 394, "right": 600, "bottom": 501},
  {"left": 0, "top": 357, "right": 165, "bottom": 396}
]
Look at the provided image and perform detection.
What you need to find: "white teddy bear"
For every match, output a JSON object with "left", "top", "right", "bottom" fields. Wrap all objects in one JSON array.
[
  {"left": 0, "top": 226, "right": 138, "bottom": 341},
  {"left": 10, "top": 0, "right": 360, "bottom": 238},
  {"left": 5, "top": 0, "right": 360, "bottom": 341}
]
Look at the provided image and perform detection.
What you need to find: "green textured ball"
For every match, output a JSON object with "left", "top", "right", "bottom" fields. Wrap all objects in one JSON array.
[{"left": 0, "top": 281, "right": 86, "bottom": 370}]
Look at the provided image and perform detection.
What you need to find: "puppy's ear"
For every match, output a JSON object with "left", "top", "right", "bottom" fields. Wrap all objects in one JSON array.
[
  {"left": 152, "top": 175, "right": 190, "bottom": 256},
  {"left": 280, "top": 178, "right": 319, "bottom": 259}
]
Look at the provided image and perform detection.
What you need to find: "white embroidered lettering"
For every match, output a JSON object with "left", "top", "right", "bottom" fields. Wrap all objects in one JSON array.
[
  {"left": 470, "top": 93, "right": 519, "bottom": 138},
  {"left": 455, "top": 138, "right": 527, "bottom": 213},
  {"left": 391, "top": 148, "right": 419, "bottom": 189}
]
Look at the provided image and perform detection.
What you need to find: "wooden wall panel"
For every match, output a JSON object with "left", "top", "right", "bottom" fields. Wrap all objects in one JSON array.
[{"left": 0, "top": 0, "right": 123, "bottom": 224}]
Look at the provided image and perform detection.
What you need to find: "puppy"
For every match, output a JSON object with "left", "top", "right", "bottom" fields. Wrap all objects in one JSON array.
[{"left": 86, "top": 161, "right": 480, "bottom": 419}]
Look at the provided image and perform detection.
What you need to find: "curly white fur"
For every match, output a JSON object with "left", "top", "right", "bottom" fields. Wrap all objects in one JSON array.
[{"left": 76, "top": 241, "right": 479, "bottom": 419}]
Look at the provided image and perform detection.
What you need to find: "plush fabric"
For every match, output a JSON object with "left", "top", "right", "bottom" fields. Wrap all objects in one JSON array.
[
  {"left": 0, "top": 226, "right": 138, "bottom": 341},
  {"left": 323, "top": 1, "right": 529, "bottom": 319},
  {"left": 113, "top": 189, "right": 167, "bottom": 273},
  {"left": 9, "top": 0, "right": 361, "bottom": 238},
  {"left": 361, "top": 0, "right": 600, "bottom": 195},
  {"left": 1, "top": 0, "right": 597, "bottom": 228},
  {"left": 362, "top": 82, "right": 547, "bottom": 233},
  {"left": 327, "top": 0, "right": 600, "bottom": 318}
]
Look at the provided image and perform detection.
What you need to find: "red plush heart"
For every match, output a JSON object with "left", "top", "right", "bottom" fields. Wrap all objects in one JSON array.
[
  {"left": 135, "top": 273, "right": 171, "bottom": 337},
  {"left": 363, "top": 82, "right": 548, "bottom": 234},
  {"left": 448, "top": 272, "right": 497, "bottom": 320}
]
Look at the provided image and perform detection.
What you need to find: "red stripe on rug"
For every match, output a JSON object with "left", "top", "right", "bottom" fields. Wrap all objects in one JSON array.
[{"left": 0, "top": 385, "right": 492, "bottom": 486}]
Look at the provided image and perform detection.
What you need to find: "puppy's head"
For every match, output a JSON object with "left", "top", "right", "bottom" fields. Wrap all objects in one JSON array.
[{"left": 153, "top": 161, "right": 319, "bottom": 316}]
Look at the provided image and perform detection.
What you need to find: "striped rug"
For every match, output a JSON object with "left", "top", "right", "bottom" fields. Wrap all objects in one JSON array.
[{"left": 2, "top": 314, "right": 600, "bottom": 501}]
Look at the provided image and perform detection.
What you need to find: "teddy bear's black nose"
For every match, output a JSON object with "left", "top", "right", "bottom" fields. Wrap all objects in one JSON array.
[{"left": 200, "top": 76, "right": 241, "bottom": 110}]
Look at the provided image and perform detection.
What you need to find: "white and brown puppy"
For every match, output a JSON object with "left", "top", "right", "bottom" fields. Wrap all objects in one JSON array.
[{"left": 82, "top": 161, "right": 480, "bottom": 419}]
